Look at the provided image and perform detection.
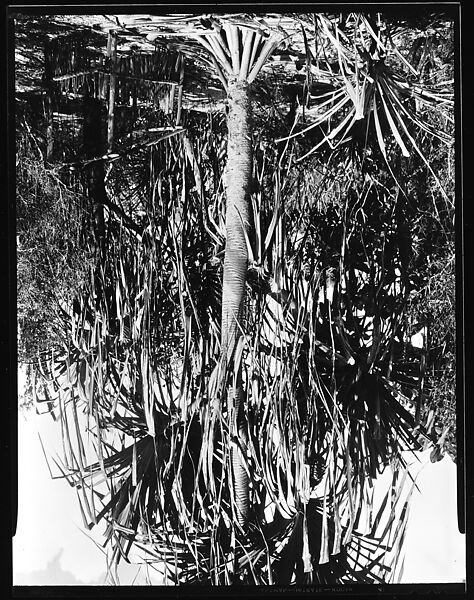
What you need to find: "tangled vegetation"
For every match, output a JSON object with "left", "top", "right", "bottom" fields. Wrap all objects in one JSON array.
[{"left": 15, "top": 10, "right": 456, "bottom": 585}]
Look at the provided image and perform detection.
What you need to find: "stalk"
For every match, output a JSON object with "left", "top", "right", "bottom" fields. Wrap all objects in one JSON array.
[
  {"left": 221, "top": 79, "right": 253, "bottom": 365},
  {"left": 221, "top": 79, "right": 253, "bottom": 528}
]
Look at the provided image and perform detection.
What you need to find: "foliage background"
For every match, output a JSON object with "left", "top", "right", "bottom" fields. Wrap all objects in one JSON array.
[{"left": 14, "top": 10, "right": 458, "bottom": 586}]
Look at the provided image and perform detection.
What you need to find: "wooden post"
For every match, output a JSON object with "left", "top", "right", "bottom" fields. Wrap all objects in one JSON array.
[
  {"left": 83, "top": 95, "right": 107, "bottom": 256},
  {"left": 43, "top": 39, "right": 54, "bottom": 161},
  {"left": 44, "top": 90, "right": 54, "bottom": 161},
  {"left": 176, "top": 53, "right": 185, "bottom": 126},
  {"left": 106, "top": 30, "right": 118, "bottom": 153}
]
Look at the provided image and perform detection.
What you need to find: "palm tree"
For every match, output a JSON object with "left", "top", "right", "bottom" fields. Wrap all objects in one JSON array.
[
  {"left": 191, "top": 20, "right": 288, "bottom": 528},
  {"left": 17, "top": 9, "right": 455, "bottom": 585}
]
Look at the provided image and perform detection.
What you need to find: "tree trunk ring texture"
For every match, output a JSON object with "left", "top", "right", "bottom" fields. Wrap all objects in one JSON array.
[{"left": 221, "top": 80, "right": 252, "bottom": 367}]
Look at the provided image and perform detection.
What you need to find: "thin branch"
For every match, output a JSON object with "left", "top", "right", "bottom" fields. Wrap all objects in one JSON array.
[
  {"left": 52, "top": 69, "right": 179, "bottom": 86},
  {"left": 56, "top": 127, "right": 186, "bottom": 170},
  {"left": 206, "top": 34, "right": 234, "bottom": 75},
  {"left": 239, "top": 28, "right": 255, "bottom": 81},
  {"left": 227, "top": 23, "right": 241, "bottom": 77},
  {"left": 247, "top": 36, "right": 283, "bottom": 84}
]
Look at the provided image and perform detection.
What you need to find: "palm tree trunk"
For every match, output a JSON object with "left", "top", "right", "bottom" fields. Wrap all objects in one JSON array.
[
  {"left": 221, "top": 79, "right": 253, "bottom": 528},
  {"left": 231, "top": 377, "right": 249, "bottom": 528},
  {"left": 221, "top": 80, "right": 252, "bottom": 364}
]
